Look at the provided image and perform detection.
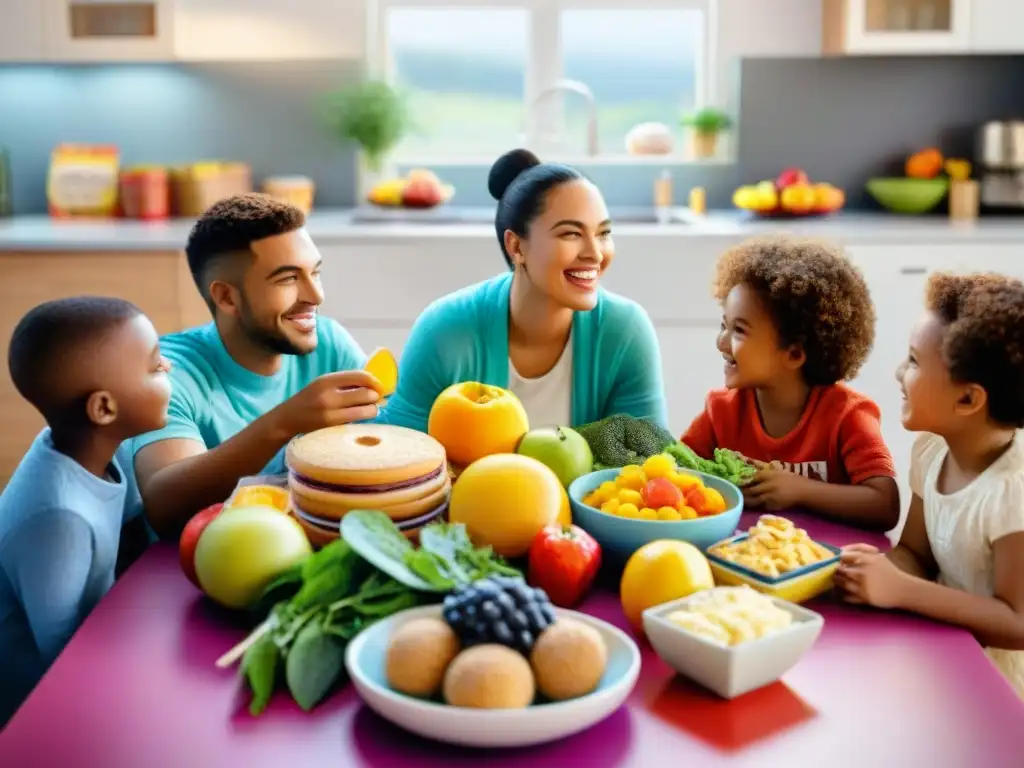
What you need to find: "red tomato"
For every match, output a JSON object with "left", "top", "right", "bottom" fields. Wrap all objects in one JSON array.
[
  {"left": 684, "top": 486, "right": 707, "bottom": 515},
  {"left": 643, "top": 478, "right": 683, "bottom": 509}
]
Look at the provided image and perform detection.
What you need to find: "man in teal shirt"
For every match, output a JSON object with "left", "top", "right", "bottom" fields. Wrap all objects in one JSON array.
[{"left": 130, "top": 194, "right": 383, "bottom": 539}]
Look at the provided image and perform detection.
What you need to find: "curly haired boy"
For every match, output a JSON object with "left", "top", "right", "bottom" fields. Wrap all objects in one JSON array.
[
  {"left": 681, "top": 235, "right": 899, "bottom": 530},
  {"left": 838, "top": 272, "right": 1024, "bottom": 699}
]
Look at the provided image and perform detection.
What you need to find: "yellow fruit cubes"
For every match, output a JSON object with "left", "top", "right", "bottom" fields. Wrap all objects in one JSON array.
[{"left": 581, "top": 453, "right": 731, "bottom": 522}]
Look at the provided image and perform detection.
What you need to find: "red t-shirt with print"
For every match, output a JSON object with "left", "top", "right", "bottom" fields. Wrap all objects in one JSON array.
[{"left": 680, "top": 384, "right": 896, "bottom": 485}]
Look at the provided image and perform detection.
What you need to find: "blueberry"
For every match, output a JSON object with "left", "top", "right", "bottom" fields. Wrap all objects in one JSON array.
[
  {"left": 540, "top": 603, "right": 556, "bottom": 624},
  {"left": 481, "top": 600, "right": 501, "bottom": 621},
  {"left": 493, "top": 621, "right": 514, "bottom": 646},
  {"left": 508, "top": 609, "right": 528, "bottom": 630},
  {"left": 464, "top": 604, "right": 477, "bottom": 619},
  {"left": 494, "top": 591, "right": 516, "bottom": 613},
  {"left": 518, "top": 630, "right": 534, "bottom": 650},
  {"left": 532, "top": 587, "right": 550, "bottom": 604},
  {"left": 444, "top": 608, "right": 461, "bottom": 626}
]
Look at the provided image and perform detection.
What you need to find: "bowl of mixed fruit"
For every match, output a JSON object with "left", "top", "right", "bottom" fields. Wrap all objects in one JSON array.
[{"left": 568, "top": 453, "right": 744, "bottom": 559}]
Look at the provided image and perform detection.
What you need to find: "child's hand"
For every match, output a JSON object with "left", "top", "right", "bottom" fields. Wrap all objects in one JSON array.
[
  {"left": 835, "top": 550, "right": 907, "bottom": 609},
  {"left": 741, "top": 467, "right": 809, "bottom": 510}
]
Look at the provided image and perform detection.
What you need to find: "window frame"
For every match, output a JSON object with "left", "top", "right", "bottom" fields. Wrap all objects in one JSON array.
[{"left": 366, "top": 0, "right": 717, "bottom": 167}]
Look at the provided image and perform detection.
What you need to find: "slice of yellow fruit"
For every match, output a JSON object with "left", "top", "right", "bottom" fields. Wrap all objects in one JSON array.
[
  {"left": 365, "top": 347, "right": 398, "bottom": 397},
  {"left": 228, "top": 485, "right": 290, "bottom": 512}
]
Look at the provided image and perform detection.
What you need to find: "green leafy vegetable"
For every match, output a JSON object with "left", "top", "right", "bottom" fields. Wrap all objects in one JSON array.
[
  {"left": 241, "top": 634, "right": 280, "bottom": 717},
  {"left": 285, "top": 619, "right": 347, "bottom": 712},
  {"left": 665, "top": 441, "right": 756, "bottom": 486},
  {"left": 227, "top": 511, "right": 523, "bottom": 717}
]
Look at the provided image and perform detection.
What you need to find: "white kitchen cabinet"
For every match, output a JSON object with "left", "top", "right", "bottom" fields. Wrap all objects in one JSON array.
[
  {"left": 823, "top": 0, "right": 972, "bottom": 55},
  {"left": 0, "top": 1, "right": 45, "bottom": 61},
  {"left": 42, "top": 0, "right": 175, "bottom": 62},
  {"left": 173, "top": 0, "right": 364, "bottom": 61},
  {"left": 970, "top": 0, "right": 1024, "bottom": 52}
]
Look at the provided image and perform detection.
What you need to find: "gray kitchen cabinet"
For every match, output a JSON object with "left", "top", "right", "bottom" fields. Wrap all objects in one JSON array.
[{"left": 0, "top": 0, "right": 45, "bottom": 61}]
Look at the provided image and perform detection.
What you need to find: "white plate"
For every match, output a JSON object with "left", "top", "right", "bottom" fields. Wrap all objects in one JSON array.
[{"left": 345, "top": 604, "right": 641, "bottom": 748}]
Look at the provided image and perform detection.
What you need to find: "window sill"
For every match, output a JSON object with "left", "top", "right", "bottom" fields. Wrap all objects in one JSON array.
[{"left": 391, "top": 154, "right": 736, "bottom": 168}]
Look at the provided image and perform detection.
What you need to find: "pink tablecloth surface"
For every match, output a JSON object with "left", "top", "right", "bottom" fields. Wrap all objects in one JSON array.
[{"left": 2, "top": 511, "right": 1023, "bottom": 767}]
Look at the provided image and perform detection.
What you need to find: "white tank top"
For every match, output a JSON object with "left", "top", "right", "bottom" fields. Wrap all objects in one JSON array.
[{"left": 507, "top": 333, "right": 573, "bottom": 429}]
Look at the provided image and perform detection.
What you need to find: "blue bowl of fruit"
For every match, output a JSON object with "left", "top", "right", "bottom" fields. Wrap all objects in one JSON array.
[{"left": 568, "top": 453, "right": 744, "bottom": 560}]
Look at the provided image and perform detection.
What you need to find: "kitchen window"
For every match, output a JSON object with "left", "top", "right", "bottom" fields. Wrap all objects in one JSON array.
[{"left": 368, "top": 0, "right": 713, "bottom": 164}]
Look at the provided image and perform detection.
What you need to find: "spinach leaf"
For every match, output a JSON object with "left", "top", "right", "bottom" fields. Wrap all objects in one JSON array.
[
  {"left": 242, "top": 633, "right": 281, "bottom": 717},
  {"left": 340, "top": 510, "right": 445, "bottom": 592},
  {"left": 249, "top": 561, "right": 305, "bottom": 615},
  {"left": 285, "top": 618, "right": 347, "bottom": 712},
  {"left": 417, "top": 524, "right": 471, "bottom": 584},
  {"left": 290, "top": 539, "right": 361, "bottom": 610}
]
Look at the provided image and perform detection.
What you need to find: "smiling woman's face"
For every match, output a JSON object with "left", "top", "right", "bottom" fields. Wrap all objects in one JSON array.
[{"left": 507, "top": 179, "right": 614, "bottom": 311}]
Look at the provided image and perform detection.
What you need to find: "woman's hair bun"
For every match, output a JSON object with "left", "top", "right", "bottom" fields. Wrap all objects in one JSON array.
[{"left": 488, "top": 148, "right": 541, "bottom": 201}]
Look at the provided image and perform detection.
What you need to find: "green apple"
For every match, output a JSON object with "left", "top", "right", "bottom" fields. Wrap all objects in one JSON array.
[
  {"left": 516, "top": 425, "right": 593, "bottom": 487},
  {"left": 194, "top": 505, "right": 312, "bottom": 610}
]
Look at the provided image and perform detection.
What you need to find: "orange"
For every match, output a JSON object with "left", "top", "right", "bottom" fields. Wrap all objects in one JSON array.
[
  {"left": 227, "top": 485, "right": 289, "bottom": 512},
  {"left": 449, "top": 453, "right": 561, "bottom": 558},
  {"left": 620, "top": 540, "right": 714, "bottom": 631},
  {"left": 364, "top": 347, "right": 398, "bottom": 397},
  {"left": 427, "top": 382, "right": 529, "bottom": 467}
]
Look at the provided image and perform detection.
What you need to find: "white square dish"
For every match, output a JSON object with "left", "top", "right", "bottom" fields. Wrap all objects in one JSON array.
[{"left": 642, "top": 588, "right": 824, "bottom": 699}]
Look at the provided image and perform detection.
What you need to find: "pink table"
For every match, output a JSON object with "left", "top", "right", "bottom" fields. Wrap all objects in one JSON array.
[{"left": 2, "top": 512, "right": 1023, "bottom": 767}]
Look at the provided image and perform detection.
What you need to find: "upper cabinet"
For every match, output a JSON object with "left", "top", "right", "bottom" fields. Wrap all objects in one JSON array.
[
  {"left": 969, "top": 0, "right": 1024, "bottom": 52},
  {"left": 823, "top": 0, "right": 972, "bottom": 54},
  {"left": 173, "top": 0, "right": 364, "bottom": 61},
  {"left": 0, "top": 0, "right": 364, "bottom": 63},
  {"left": 0, "top": 1, "right": 46, "bottom": 61},
  {"left": 42, "top": 0, "right": 175, "bottom": 62}
]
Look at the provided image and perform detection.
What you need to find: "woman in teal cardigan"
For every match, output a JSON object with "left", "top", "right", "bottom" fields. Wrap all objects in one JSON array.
[{"left": 376, "top": 149, "right": 668, "bottom": 433}]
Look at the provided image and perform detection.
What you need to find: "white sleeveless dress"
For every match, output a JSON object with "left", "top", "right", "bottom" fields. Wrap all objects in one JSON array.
[{"left": 911, "top": 432, "right": 1024, "bottom": 699}]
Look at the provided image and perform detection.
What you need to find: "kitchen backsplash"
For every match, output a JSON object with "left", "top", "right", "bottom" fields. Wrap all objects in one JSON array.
[
  {"left": 0, "top": 62, "right": 360, "bottom": 215},
  {"left": 0, "top": 54, "right": 1022, "bottom": 215}
]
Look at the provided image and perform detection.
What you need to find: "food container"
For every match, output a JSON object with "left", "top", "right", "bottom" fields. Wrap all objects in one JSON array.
[
  {"left": 705, "top": 532, "right": 841, "bottom": 604},
  {"left": 642, "top": 589, "right": 824, "bottom": 699},
  {"left": 262, "top": 175, "right": 315, "bottom": 214},
  {"left": 567, "top": 468, "right": 743, "bottom": 561},
  {"left": 119, "top": 166, "right": 170, "bottom": 220},
  {"left": 170, "top": 162, "right": 252, "bottom": 217},
  {"left": 47, "top": 144, "right": 120, "bottom": 218}
]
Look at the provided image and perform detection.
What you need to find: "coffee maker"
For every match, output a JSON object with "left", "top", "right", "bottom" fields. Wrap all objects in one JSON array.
[{"left": 978, "top": 121, "right": 1024, "bottom": 211}]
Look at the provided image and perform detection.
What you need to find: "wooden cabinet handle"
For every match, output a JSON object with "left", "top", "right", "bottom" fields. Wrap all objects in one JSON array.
[{"left": 899, "top": 266, "right": 927, "bottom": 275}]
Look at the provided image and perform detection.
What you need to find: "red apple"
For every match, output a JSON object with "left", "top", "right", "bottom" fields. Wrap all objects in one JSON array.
[
  {"left": 180, "top": 502, "right": 224, "bottom": 587},
  {"left": 775, "top": 167, "right": 809, "bottom": 190},
  {"left": 401, "top": 178, "right": 445, "bottom": 208}
]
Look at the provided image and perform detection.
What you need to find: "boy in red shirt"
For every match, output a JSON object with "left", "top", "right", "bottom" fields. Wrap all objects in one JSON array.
[{"left": 681, "top": 235, "right": 899, "bottom": 531}]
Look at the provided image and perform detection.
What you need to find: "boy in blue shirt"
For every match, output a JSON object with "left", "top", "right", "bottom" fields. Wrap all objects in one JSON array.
[{"left": 0, "top": 297, "right": 171, "bottom": 726}]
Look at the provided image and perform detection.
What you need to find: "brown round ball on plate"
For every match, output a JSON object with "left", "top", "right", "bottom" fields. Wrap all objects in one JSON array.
[
  {"left": 530, "top": 618, "right": 608, "bottom": 701},
  {"left": 386, "top": 617, "right": 461, "bottom": 698},
  {"left": 443, "top": 644, "right": 535, "bottom": 709}
]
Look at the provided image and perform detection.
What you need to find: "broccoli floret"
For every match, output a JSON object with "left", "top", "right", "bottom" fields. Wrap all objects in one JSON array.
[{"left": 575, "top": 414, "right": 675, "bottom": 468}]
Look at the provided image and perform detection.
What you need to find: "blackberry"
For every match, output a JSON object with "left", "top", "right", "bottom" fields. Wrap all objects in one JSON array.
[{"left": 442, "top": 575, "right": 556, "bottom": 655}]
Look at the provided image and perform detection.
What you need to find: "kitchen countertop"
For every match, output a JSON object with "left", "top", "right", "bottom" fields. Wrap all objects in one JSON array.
[{"left": 1, "top": 209, "right": 1023, "bottom": 251}]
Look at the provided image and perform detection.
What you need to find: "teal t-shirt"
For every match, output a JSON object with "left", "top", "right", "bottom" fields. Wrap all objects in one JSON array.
[
  {"left": 130, "top": 319, "right": 367, "bottom": 478},
  {"left": 375, "top": 272, "right": 669, "bottom": 433}
]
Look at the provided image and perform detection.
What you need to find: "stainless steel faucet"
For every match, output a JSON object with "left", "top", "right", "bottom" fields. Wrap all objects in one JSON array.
[{"left": 528, "top": 79, "right": 599, "bottom": 157}]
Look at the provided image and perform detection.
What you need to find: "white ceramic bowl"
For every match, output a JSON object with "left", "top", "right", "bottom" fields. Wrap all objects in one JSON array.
[
  {"left": 345, "top": 604, "right": 642, "bottom": 748},
  {"left": 642, "top": 588, "right": 824, "bottom": 699}
]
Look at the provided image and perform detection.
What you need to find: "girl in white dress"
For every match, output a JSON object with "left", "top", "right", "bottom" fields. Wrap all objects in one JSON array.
[{"left": 836, "top": 271, "right": 1024, "bottom": 699}]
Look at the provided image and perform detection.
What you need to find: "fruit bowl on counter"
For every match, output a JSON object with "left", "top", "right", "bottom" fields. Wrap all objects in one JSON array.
[
  {"left": 733, "top": 167, "right": 845, "bottom": 218},
  {"left": 368, "top": 168, "right": 455, "bottom": 209}
]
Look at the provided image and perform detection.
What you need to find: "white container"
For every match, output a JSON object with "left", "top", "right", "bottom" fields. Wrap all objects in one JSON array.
[{"left": 642, "top": 589, "right": 824, "bottom": 699}]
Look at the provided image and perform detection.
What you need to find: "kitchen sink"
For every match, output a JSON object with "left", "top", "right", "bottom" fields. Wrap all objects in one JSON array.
[{"left": 348, "top": 205, "right": 697, "bottom": 226}]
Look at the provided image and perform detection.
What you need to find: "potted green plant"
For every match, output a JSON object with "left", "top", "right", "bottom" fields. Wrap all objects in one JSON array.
[
  {"left": 681, "top": 107, "right": 733, "bottom": 160},
  {"left": 321, "top": 79, "right": 412, "bottom": 195}
]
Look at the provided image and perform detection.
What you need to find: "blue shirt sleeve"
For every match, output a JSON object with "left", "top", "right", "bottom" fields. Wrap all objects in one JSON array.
[
  {"left": 3, "top": 510, "right": 97, "bottom": 666},
  {"left": 604, "top": 304, "right": 670, "bottom": 429}
]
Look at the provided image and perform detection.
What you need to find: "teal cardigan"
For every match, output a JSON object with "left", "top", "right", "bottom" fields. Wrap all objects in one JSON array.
[{"left": 375, "top": 272, "right": 668, "bottom": 432}]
